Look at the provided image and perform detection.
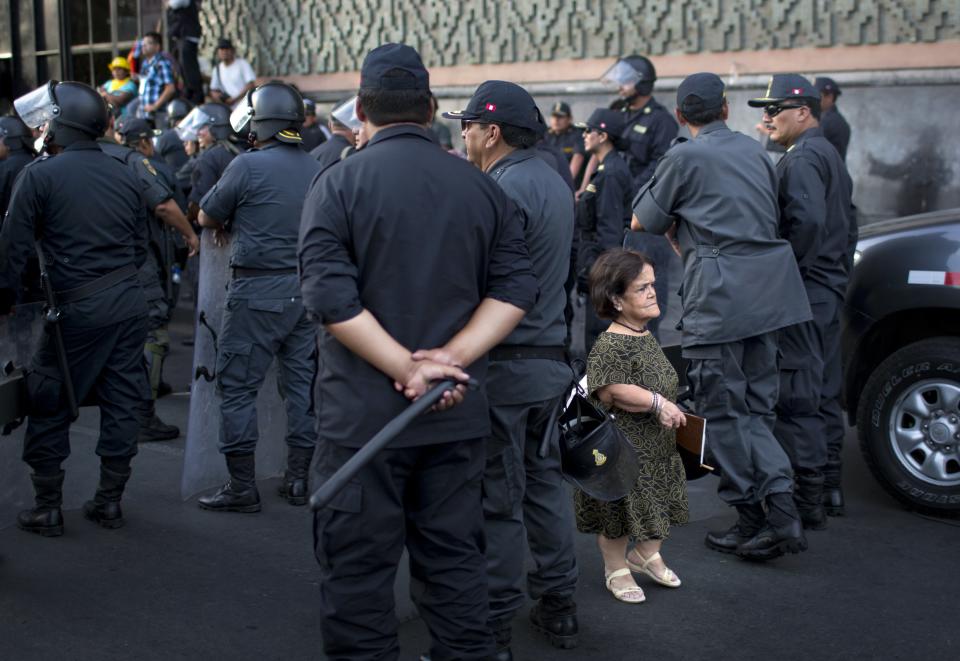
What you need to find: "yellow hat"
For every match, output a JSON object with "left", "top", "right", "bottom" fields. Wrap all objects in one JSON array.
[{"left": 108, "top": 56, "right": 130, "bottom": 72}]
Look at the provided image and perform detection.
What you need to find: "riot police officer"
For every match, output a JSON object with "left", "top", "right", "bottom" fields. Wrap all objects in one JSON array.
[
  {"left": 100, "top": 116, "right": 198, "bottom": 442},
  {"left": 309, "top": 96, "right": 358, "bottom": 172},
  {"left": 196, "top": 82, "right": 320, "bottom": 511},
  {"left": 749, "top": 75, "right": 858, "bottom": 523},
  {"left": 633, "top": 73, "right": 812, "bottom": 561},
  {"left": 599, "top": 55, "right": 677, "bottom": 339},
  {"left": 575, "top": 108, "right": 633, "bottom": 351},
  {"left": 0, "top": 116, "right": 37, "bottom": 217},
  {"left": 445, "top": 80, "right": 578, "bottom": 657},
  {"left": 299, "top": 98, "right": 328, "bottom": 151},
  {"left": 180, "top": 102, "right": 245, "bottom": 223},
  {"left": 156, "top": 97, "right": 192, "bottom": 177},
  {"left": 0, "top": 81, "right": 151, "bottom": 535}
]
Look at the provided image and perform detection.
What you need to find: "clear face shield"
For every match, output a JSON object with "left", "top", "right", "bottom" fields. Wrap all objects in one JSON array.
[
  {"left": 14, "top": 82, "right": 60, "bottom": 129},
  {"left": 331, "top": 96, "right": 362, "bottom": 131},
  {"left": 230, "top": 92, "right": 255, "bottom": 136},
  {"left": 600, "top": 60, "right": 642, "bottom": 89},
  {"left": 175, "top": 107, "right": 216, "bottom": 141}
]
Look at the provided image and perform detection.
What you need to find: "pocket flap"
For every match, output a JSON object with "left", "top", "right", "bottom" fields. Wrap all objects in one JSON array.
[
  {"left": 246, "top": 299, "right": 285, "bottom": 313},
  {"left": 696, "top": 245, "right": 720, "bottom": 258}
]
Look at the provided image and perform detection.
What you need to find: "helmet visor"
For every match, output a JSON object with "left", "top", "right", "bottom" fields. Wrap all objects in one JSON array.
[
  {"left": 175, "top": 107, "right": 215, "bottom": 141},
  {"left": 600, "top": 60, "right": 642, "bottom": 88},
  {"left": 15, "top": 82, "right": 59, "bottom": 129},
  {"left": 229, "top": 102, "right": 254, "bottom": 135},
  {"left": 331, "top": 96, "right": 362, "bottom": 131}
]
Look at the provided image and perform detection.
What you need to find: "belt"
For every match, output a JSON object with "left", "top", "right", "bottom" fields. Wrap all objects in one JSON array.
[
  {"left": 489, "top": 345, "right": 568, "bottom": 362},
  {"left": 55, "top": 264, "right": 138, "bottom": 304},
  {"left": 231, "top": 267, "right": 297, "bottom": 278}
]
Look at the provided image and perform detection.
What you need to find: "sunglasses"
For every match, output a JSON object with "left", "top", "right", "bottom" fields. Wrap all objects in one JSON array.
[
  {"left": 763, "top": 104, "right": 806, "bottom": 118},
  {"left": 461, "top": 120, "right": 489, "bottom": 131}
]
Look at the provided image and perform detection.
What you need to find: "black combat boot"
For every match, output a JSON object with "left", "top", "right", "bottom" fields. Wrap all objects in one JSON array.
[
  {"left": 822, "top": 459, "right": 845, "bottom": 516},
  {"left": 794, "top": 470, "right": 828, "bottom": 530},
  {"left": 82, "top": 459, "right": 132, "bottom": 529},
  {"left": 198, "top": 453, "right": 261, "bottom": 513},
  {"left": 529, "top": 594, "right": 579, "bottom": 649},
  {"left": 138, "top": 413, "right": 180, "bottom": 442},
  {"left": 17, "top": 471, "right": 65, "bottom": 537},
  {"left": 737, "top": 492, "right": 808, "bottom": 561},
  {"left": 704, "top": 504, "right": 765, "bottom": 554},
  {"left": 277, "top": 446, "right": 314, "bottom": 506}
]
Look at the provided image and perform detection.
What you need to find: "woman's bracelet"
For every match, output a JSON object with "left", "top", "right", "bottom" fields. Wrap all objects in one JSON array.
[{"left": 651, "top": 392, "right": 663, "bottom": 417}]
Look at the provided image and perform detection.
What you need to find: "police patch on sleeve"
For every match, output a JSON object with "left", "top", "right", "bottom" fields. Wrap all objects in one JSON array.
[{"left": 142, "top": 158, "right": 158, "bottom": 176}]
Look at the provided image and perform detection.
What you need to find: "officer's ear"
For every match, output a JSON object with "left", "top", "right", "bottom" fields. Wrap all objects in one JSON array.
[
  {"left": 486, "top": 123, "right": 502, "bottom": 148},
  {"left": 674, "top": 107, "right": 687, "bottom": 127},
  {"left": 355, "top": 98, "right": 368, "bottom": 124}
]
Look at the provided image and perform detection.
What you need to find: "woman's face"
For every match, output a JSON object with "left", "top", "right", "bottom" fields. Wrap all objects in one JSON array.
[{"left": 614, "top": 264, "right": 659, "bottom": 323}]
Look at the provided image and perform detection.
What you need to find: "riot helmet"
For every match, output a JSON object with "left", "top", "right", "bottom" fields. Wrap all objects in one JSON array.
[
  {"left": 166, "top": 98, "right": 194, "bottom": 128},
  {"left": 0, "top": 115, "right": 35, "bottom": 153},
  {"left": 231, "top": 81, "right": 304, "bottom": 143},
  {"left": 14, "top": 80, "right": 108, "bottom": 148},
  {"left": 601, "top": 55, "right": 657, "bottom": 98},
  {"left": 176, "top": 102, "right": 232, "bottom": 142}
]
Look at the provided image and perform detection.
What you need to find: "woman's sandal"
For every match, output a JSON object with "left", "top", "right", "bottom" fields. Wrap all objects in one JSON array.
[
  {"left": 604, "top": 568, "right": 646, "bottom": 603},
  {"left": 627, "top": 551, "right": 682, "bottom": 588}
]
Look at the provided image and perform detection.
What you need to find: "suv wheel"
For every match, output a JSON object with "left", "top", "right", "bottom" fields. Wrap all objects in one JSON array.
[{"left": 857, "top": 337, "right": 960, "bottom": 517}]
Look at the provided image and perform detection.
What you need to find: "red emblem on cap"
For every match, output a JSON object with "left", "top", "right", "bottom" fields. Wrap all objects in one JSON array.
[
  {"left": 486, "top": 103, "right": 497, "bottom": 112},
  {"left": 792, "top": 88, "right": 801, "bottom": 95},
  {"left": 600, "top": 122, "right": 607, "bottom": 128}
]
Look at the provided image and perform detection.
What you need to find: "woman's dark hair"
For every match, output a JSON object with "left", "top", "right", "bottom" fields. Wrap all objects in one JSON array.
[
  {"left": 589, "top": 248, "right": 654, "bottom": 319},
  {"left": 499, "top": 123, "right": 539, "bottom": 149},
  {"left": 357, "top": 70, "right": 433, "bottom": 126}
]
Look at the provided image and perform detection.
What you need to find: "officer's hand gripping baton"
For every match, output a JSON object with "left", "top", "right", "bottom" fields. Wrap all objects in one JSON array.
[{"left": 309, "top": 378, "right": 474, "bottom": 511}]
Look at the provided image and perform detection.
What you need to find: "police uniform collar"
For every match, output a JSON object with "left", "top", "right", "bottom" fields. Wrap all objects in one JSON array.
[
  {"left": 489, "top": 148, "right": 537, "bottom": 173},
  {"left": 792, "top": 126, "right": 823, "bottom": 146},
  {"left": 695, "top": 120, "right": 729, "bottom": 136},
  {"left": 64, "top": 139, "right": 104, "bottom": 151},
  {"left": 367, "top": 123, "right": 434, "bottom": 147}
]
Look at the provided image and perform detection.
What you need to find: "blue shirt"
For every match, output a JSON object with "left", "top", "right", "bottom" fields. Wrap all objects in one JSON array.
[{"left": 139, "top": 55, "right": 175, "bottom": 107}]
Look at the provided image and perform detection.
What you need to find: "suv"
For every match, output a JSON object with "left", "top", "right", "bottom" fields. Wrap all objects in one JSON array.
[{"left": 842, "top": 207, "right": 960, "bottom": 516}]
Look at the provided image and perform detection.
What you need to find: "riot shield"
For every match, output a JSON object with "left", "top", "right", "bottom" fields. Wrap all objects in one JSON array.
[{"left": 180, "top": 229, "right": 290, "bottom": 499}]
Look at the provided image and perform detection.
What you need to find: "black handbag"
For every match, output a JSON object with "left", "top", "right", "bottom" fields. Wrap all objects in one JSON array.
[{"left": 557, "top": 381, "right": 641, "bottom": 502}]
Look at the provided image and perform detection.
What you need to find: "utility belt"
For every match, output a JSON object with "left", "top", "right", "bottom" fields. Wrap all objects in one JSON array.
[
  {"left": 489, "top": 344, "right": 568, "bottom": 363},
  {"left": 231, "top": 267, "right": 297, "bottom": 279},
  {"left": 54, "top": 264, "right": 139, "bottom": 305}
]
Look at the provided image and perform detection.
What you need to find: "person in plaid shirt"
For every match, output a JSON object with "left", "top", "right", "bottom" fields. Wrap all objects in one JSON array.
[{"left": 138, "top": 32, "right": 177, "bottom": 127}]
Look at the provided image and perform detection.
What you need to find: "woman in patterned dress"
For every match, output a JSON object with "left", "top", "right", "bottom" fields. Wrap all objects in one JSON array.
[{"left": 575, "top": 248, "right": 690, "bottom": 603}]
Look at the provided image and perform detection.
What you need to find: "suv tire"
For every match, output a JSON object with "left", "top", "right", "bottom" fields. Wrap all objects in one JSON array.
[{"left": 857, "top": 337, "right": 960, "bottom": 517}]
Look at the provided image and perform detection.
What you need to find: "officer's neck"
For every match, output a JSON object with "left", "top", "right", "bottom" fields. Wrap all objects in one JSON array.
[
  {"left": 628, "top": 94, "right": 652, "bottom": 111},
  {"left": 482, "top": 142, "right": 516, "bottom": 174},
  {"left": 783, "top": 121, "right": 820, "bottom": 149},
  {"left": 594, "top": 141, "right": 615, "bottom": 162},
  {"left": 365, "top": 121, "right": 429, "bottom": 141}
]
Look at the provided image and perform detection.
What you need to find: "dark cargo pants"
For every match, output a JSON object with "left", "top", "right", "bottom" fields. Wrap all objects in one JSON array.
[
  {"left": 216, "top": 296, "right": 317, "bottom": 455},
  {"left": 484, "top": 395, "right": 579, "bottom": 625},
  {"left": 774, "top": 318, "right": 827, "bottom": 472},
  {"left": 23, "top": 315, "right": 148, "bottom": 473},
  {"left": 816, "top": 294, "right": 845, "bottom": 467},
  {"left": 313, "top": 438, "right": 494, "bottom": 661},
  {"left": 684, "top": 332, "right": 795, "bottom": 505}
]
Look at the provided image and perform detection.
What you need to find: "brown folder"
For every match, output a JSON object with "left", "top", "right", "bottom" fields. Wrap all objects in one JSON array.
[{"left": 676, "top": 413, "right": 713, "bottom": 478}]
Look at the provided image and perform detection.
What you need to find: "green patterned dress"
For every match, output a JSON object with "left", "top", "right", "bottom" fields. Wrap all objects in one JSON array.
[{"left": 574, "top": 331, "right": 690, "bottom": 540}]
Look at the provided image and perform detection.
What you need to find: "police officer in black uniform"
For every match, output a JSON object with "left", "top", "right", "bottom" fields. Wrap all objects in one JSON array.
[
  {"left": 749, "top": 75, "right": 858, "bottom": 523},
  {"left": 156, "top": 97, "right": 192, "bottom": 176},
  {"left": 0, "top": 116, "right": 37, "bottom": 217},
  {"left": 575, "top": 108, "right": 633, "bottom": 351},
  {"left": 445, "top": 80, "right": 578, "bottom": 657},
  {"left": 299, "top": 44, "right": 537, "bottom": 661},
  {"left": 100, "top": 116, "right": 198, "bottom": 442},
  {"left": 0, "top": 81, "right": 150, "bottom": 535},
  {"left": 309, "top": 97, "right": 358, "bottom": 171},
  {"left": 814, "top": 77, "right": 851, "bottom": 161},
  {"left": 598, "top": 55, "right": 677, "bottom": 339},
  {"left": 544, "top": 101, "right": 585, "bottom": 183},
  {"left": 183, "top": 102, "right": 245, "bottom": 223},
  {"left": 299, "top": 98, "right": 327, "bottom": 152},
  {"left": 196, "top": 82, "right": 320, "bottom": 511},
  {"left": 633, "top": 73, "right": 812, "bottom": 561}
]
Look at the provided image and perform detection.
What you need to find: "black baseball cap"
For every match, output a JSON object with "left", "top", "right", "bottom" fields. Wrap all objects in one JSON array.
[
  {"left": 748, "top": 74, "right": 818, "bottom": 107},
  {"left": 117, "top": 117, "right": 161, "bottom": 142},
  {"left": 216, "top": 37, "right": 234, "bottom": 50},
  {"left": 359, "top": 43, "right": 430, "bottom": 90},
  {"left": 442, "top": 80, "right": 546, "bottom": 133},
  {"left": 551, "top": 101, "right": 572, "bottom": 117},
  {"left": 814, "top": 76, "right": 842, "bottom": 96},
  {"left": 677, "top": 72, "right": 725, "bottom": 114},
  {"left": 575, "top": 108, "right": 625, "bottom": 137}
]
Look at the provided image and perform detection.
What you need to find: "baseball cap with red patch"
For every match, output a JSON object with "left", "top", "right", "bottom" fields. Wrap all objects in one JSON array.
[
  {"left": 748, "top": 73, "right": 818, "bottom": 107},
  {"left": 443, "top": 80, "right": 546, "bottom": 133}
]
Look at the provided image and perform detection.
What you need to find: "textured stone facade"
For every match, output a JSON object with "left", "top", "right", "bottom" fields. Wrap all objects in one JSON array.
[{"left": 200, "top": 0, "right": 959, "bottom": 77}]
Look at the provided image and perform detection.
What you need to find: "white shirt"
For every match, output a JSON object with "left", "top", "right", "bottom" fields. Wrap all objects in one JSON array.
[{"left": 210, "top": 57, "right": 256, "bottom": 103}]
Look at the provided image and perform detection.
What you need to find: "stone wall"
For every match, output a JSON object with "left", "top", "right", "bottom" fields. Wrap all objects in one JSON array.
[{"left": 200, "top": 0, "right": 959, "bottom": 77}]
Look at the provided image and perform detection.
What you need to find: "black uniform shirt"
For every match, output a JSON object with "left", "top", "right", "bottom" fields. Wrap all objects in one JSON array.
[
  {"left": 776, "top": 126, "right": 858, "bottom": 301},
  {"left": 544, "top": 127, "right": 585, "bottom": 163},
  {"left": 633, "top": 121, "right": 811, "bottom": 347},
  {"left": 202, "top": 142, "right": 321, "bottom": 299},
  {"left": 535, "top": 142, "right": 575, "bottom": 191},
  {"left": 300, "top": 124, "right": 327, "bottom": 152},
  {"left": 189, "top": 142, "right": 242, "bottom": 205},
  {"left": 820, "top": 107, "right": 851, "bottom": 161},
  {"left": 589, "top": 150, "right": 633, "bottom": 250},
  {"left": 0, "top": 148, "right": 35, "bottom": 218},
  {"left": 0, "top": 141, "right": 147, "bottom": 328},
  {"left": 156, "top": 128, "right": 189, "bottom": 173},
  {"left": 310, "top": 133, "right": 354, "bottom": 174},
  {"left": 620, "top": 97, "right": 678, "bottom": 189},
  {"left": 299, "top": 124, "right": 537, "bottom": 449}
]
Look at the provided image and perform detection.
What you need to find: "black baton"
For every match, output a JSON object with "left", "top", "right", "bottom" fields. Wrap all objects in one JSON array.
[
  {"left": 309, "top": 378, "right": 473, "bottom": 511},
  {"left": 35, "top": 242, "right": 79, "bottom": 420}
]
